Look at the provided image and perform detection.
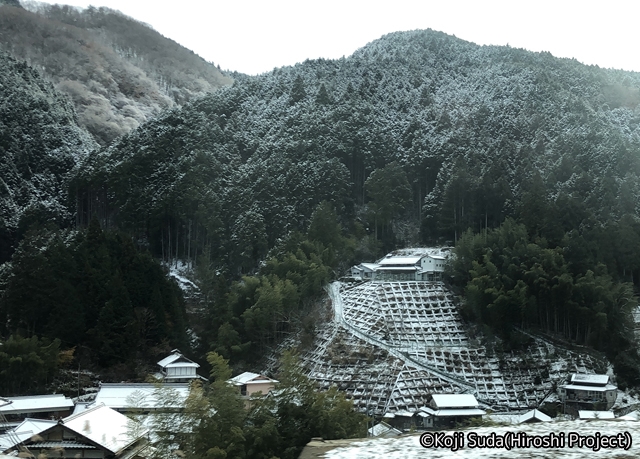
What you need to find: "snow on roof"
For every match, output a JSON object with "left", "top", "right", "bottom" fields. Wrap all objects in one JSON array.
[
  {"left": 62, "top": 403, "right": 147, "bottom": 454},
  {"left": 360, "top": 263, "right": 379, "bottom": 270},
  {"left": 418, "top": 406, "right": 436, "bottom": 415},
  {"left": 228, "top": 372, "right": 278, "bottom": 386},
  {"left": 433, "top": 408, "right": 486, "bottom": 417},
  {"left": 72, "top": 402, "right": 92, "bottom": 415},
  {"left": 517, "top": 409, "right": 551, "bottom": 423},
  {"left": 374, "top": 266, "right": 419, "bottom": 271},
  {"left": 562, "top": 383, "right": 617, "bottom": 392},
  {"left": 93, "top": 383, "right": 190, "bottom": 410},
  {"left": 578, "top": 410, "right": 615, "bottom": 420},
  {"left": 0, "top": 418, "right": 57, "bottom": 450},
  {"left": 157, "top": 350, "right": 199, "bottom": 368},
  {"left": 393, "top": 410, "right": 415, "bottom": 417},
  {"left": 428, "top": 255, "right": 445, "bottom": 260},
  {"left": 378, "top": 256, "right": 423, "bottom": 266},
  {"left": 618, "top": 411, "right": 639, "bottom": 421},
  {"left": 385, "top": 247, "right": 452, "bottom": 258},
  {"left": 571, "top": 374, "right": 609, "bottom": 385},
  {"left": 368, "top": 422, "right": 402, "bottom": 437},
  {"left": 157, "top": 351, "right": 182, "bottom": 367},
  {"left": 431, "top": 394, "right": 479, "bottom": 408},
  {"left": 0, "top": 394, "right": 73, "bottom": 414}
]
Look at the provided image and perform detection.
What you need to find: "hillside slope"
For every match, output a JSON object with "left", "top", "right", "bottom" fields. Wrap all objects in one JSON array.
[
  {"left": 266, "top": 281, "right": 612, "bottom": 415},
  {"left": 0, "top": 51, "right": 96, "bottom": 262},
  {"left": 73, "top": 29, "right": 640, "bottom": 277},
  {"left": 0, "top": 2, "right": 232, "bottom": 145}
]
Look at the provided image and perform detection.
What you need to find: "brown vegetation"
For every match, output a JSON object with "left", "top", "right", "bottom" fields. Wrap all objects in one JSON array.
[{"left": 0, "top": 3, "right": 232, "bottom": 145}]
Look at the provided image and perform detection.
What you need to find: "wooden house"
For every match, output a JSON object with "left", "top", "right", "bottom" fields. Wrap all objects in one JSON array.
[
  {"left": 558, "top": 374, "right": 617, "bottom": 412},
  {"left": 418, "top": 394, "right": 485, "bottom": 428},
  {"left": 156, "top": 349, "right": 205, "bottom": 382},
  {"left": 1, "top": 404, "right": 149, "bottom": 458}
]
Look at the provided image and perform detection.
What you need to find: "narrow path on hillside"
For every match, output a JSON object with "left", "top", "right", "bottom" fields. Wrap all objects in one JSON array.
[{"left": 327, "top": 282, "right": 478, "bottom": 394}]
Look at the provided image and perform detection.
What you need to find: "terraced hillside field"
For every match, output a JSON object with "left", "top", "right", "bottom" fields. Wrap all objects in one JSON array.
[{"left": 268, "top": 281, "right": 616, "bottom": 416}]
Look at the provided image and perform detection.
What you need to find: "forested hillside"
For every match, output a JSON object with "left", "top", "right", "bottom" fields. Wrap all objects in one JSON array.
[
  {"left": 0, "top": 51, "right": 188, "bottom": 390},
  {"left": 66, "top": 29, "right": 640, "bottom": 379},
  {"left": 3, "top": 28, "right": 640, "bottom": 392},
  {"left": 0, "top": 2, "right": 232, "bottom": 145},
  {"left": 0, "top": 51, "right": 96, "bottom": 262},
  {"left": 75, "top": 30, "right": 640, "bottom": 277}
]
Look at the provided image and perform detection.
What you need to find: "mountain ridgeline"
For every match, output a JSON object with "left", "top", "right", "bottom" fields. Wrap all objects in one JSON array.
[
  {"left": 75, "top": 30, "right": 640, "bottom": 277},
  {"left": 2, "top": 29, "right": 640, "bottom": 386},
  {"left": 0, "top": 2, "right": 232, "bottom": 145},
  {"left": 67, "top": 30, "right": 640, "bottom": 382}
]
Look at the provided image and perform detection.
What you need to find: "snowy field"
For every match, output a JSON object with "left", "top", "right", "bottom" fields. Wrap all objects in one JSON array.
[{"left": 324, "top": 420, "right": 640, "bottom": 458}]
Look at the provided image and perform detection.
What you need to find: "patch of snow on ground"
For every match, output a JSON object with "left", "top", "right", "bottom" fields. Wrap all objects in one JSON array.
[
  {"left": 324, "top": 420, "right": 640, "bottom": 458},
  {"left": 166, "top": 260, "right": 198, "bottom": 291}
]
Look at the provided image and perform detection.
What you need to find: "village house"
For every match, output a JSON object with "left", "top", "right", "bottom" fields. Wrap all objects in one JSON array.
[
  {"left": 228, "top": 372, "right": 278, "bottom": 398},
  {"left": 0, "top": 394, "right": 74, "bottom": 431},
  {"left": 349, "top": 262, "right": 378, "bottom": 280},
  {"left": 418, "top": 394, "right": 485, "bottom": 428},
  {"left": 558, "top": 374, "right": 617, "bottom": 413},
  {"left": 0, "top": 404, "right": 149, "bottom": 458},
  {"left": 86, "top": 382, "right": 191, "bottom": 414},
  {"left": 156, "top": 349, "right": 206, "bottom": 382},
  {"left": 350, "top": 252, "right": 446, "bottom": 282},
  {"left": 382, "top": 410, "right": 416, "bottom": 431}
]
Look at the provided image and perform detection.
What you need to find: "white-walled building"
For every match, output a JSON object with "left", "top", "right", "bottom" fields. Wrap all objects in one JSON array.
[
  {"left": 558, "top": 374, "right": 618, "bottom": 412},
  {"left": 350, "top": 251, "right": 447, "bottom": 282},
  {"left": 418, "top": 394, "right": 485, "bottom": 428},
  {"left": 156, "top": 349, "right": 206, "bottom": 382},
  {"left": 1, "top": 404, "right": 149, "bottom": 458}
]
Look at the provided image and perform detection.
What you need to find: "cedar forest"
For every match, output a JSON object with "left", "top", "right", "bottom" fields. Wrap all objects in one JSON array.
[{"left": 1, "top": 4, "right": 640, "bottom": 457}]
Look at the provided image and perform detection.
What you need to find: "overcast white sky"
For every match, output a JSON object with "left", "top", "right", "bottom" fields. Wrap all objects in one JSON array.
[{"left": 34, "top": 0, "right": 640, "bottom": 76}]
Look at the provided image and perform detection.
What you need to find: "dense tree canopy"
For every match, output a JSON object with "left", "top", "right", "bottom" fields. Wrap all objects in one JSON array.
[
  {"left": 0, "top": 220, "right": 188, "bottom": 377},
  {"left": 3, "top": 27, "right": 640, "bottom": 392},
  {"left": 0, "top": 2, "right": 231, "bottom": 144}
]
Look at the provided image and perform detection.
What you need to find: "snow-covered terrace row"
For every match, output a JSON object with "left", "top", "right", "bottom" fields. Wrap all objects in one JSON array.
[
  {"left": 340, "top": 282, "right": 468, "bottom": 348},
  {"left": 266, "top": 280, "right": 612, "bottom": 414},
  {"left": 291, "top": 321, "right": 468, "bottom": 415},
  {"left": 330, "top": 281, "right": 609, "bottom": 412}
]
